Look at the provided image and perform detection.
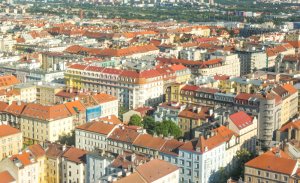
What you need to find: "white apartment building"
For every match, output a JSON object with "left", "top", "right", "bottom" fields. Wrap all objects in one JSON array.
[
  {"left": 75, "top": 121, "right": 118, "bottom": 151},
  {"left": 62, "top": 147, "right": 87, "bottom": 183},
  {"left": 229, "top": 111, "right": 258, "bottom": 153},
  {"left": 0, "top": 151, "right": 39, "bottom": 183},
  {"left": 65, "top": 64, "right": 165, "bottom": 109}
]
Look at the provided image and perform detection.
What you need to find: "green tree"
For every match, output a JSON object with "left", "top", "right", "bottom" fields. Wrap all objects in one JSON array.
[
  {"left": 231, "top": 149, "right": 255, "bottom": 179},
  {"left": 128, "top": 114, "right": 143, "bottom": 126},
  {"left": 143, "top": 116, "right": 156, "bottom": 135},
  {"left": 155, "top": 120, "right": 182, "bottom": 138},
  {"left": 58, "top": 131, "right": 75, "bottom": 146}
]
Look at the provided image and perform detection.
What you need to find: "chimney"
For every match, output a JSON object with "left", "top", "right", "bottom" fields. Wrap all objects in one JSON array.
[
  {"left": 130, "top": 153, "right": 136, "bottom": 162},
  {"left": 193, "top": 106, "right": 196, "bottom": 112},
  {"left": 62, "top": 144, "right": 67, "bottom": 151},
  {"left": 197, "top": 107, "right": 202, "bottom": 113},
  {"left": 17, "top": 101, "right": 21, "bottom": 106}
]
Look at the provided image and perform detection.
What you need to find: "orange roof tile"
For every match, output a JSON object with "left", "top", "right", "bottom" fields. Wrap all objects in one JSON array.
[
  {"left": 282, "top": 84, "right": 298, "bottom": 95},
  {"left": 21, "top": 103, "right": 72, "bottom": 121},
  {"left": 99, "top": 115, "right": 122, "bottom": 125},
  {"left": 0, "top": 125, "right": 21, "bottom": 137},
  {"left": 0, "top": 75, "right": 20, "bottom": 88},
  {"left": 76, "top": 121, "right": 116, "bottom": 135},
  {"left": 115, "top": 172, "right": 146, "bottom": 183},
  {"left": 92, "top": 93, "right": 117, "bottom": 104},
  {"left": 245, "top": 153, "right": 297, "bottom": 175},
  {"left": 62, "top": 147, "right": 87, "bottom": 164},
  {"left": 133, "top": 134, "right": 167, "bottom": 150},
  {"left": 0, "top": 171, "right": 15, "bottom": 183},
  {"left": 108, "top": 126, "right": 140, "bottom": 143},
  {"left": 4, "top": 101, "right": 26, "bottom": 116},
  {"left": 136, "top": 159, "right": 179, "bottom": 182},
  {"left": 27, "top": 144, "right": 45, "bottom": 158},
  {"left": 64, "top": 100, "right": 86, "bottom": 115},
  {"left": 229, "top": 111, "right": 253, "bottom": 130},
  {"left": 10, "top": 151, "right": 36, "bottom": 166}
]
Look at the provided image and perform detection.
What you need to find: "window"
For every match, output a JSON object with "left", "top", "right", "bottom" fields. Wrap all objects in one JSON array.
[
  {"left": 284, "top": 176, "right": 288, "bottom": 181},
  {"left": 257, "top": 170, "right": 261, "bottom": 175},
  {"left": 69, "top": 171, "right": 71, "bottom": 176},
  {"left": 275, "top": 174, "right": 278, "bottom": 179},
  {"left": 266, "top": 172, "right": 269, "bottom": 177},
  {"left": 248, "top": 177, "right": 251, "bottom": 182}
]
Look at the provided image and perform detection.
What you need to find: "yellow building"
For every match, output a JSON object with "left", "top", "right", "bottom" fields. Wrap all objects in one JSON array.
[
  {"left": 273, "top": 84, "right": 298, "bottom": 127},
  {"left": 14, "top": 83, "right": 37, "bottom": 103},
  {"left": 45, "top": 143, "right": 68, "bottom": 183},
  {"left": 28, "top": 144, "right": 47, "bottom": 183},
  {"left": 178, "top": 106, "right": 212, "bottom": 139},
  {"left": 36, "top": 82, "right": 65, "bottom": 105},
  {"left": 0, "top": 124, "right": 22, "bottom": 160},
  {"left": 221, "top": 77, "right": 263, "bottom": 94},
  {"left": 20, "top": 103, "right": 73, "bottom": 145}
]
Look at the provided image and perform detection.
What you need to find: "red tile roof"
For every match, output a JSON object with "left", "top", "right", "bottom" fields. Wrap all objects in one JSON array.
[
  {"left": 229, "top": 111, "right": 253, "bottom": 130},
  {"left": 180, "top": 126, "right": 237, "bottom": 153},
  {"left": 4, "top": 101, "right": 26, "bottom": 116},
  {"left": 0, "top": 171, "right": 15, "bottom": 183},
  {"left": 136, "top": 159, "right": 179, "bottom": 182},
  {"left": 92, "top": 93, "right": 117, "bottom": 104},
  {"left": 27, "top": 144, "right": 45, "bottom": 158},
  {"left": 64, "top": 100, "right": 86, "bottom": 115},
  {"left": 0, "top": 75, "right": 20, "bottom": 88},
  {"left": 133, "top": 134, "right": 167, "bottom": 150},
  {"left": 10, "top": 151, "right": 36, "bottom": 167},
  {"left": 108, "top": 126, "right": 140, "bottom": 143},
  {"left": 99, "top": 115, "right": 123, "bottom": 125},
  {"left": 245, "top": 153, "right": 297, "bottom": 175},
  {"left": 76, "top": 121, "right": 116, "bottom": 135},
  {"left": 21, "top": 103, "right": 72, "bottom": 121},
  {"left": 235, "top": 93, "right": 255, "bottom": 101},
  {"left": 282, "top": 84, "right": 298, "bottom": 95},
  {"left": 0, "top": 125, "right": 21, "bottom": 137},
  {"left": 280, "top": 120, "right": 300, "bottom": 132},
  {"left": 62, "top": 147, "right": 87, "bottom": 164}
]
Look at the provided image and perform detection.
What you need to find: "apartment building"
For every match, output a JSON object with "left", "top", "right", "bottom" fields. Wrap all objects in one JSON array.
[
  {"left": 245, "top": 150, "right": 299, "bottom": 183},
  {"left": 91, "top": 93, "right": 119, "bottom": 119},
  {"left": 75, "top": 121, "right": 118, "bottom": 151},
  {"left": 176, "top": 126, "right": 240, "bottom": 183},
  {"left": 178, "top": 105, "right": 213, "bottom": 139},
  {"left": 157, "top": 56, "right": 240, "bottom": 76},
  {"left": 27, "top": 144, "right": 46, "bottom": 183},
  {"left": 236, "top": 49, "right": 267, "bottom": 75},
  {"left": 65, "top": 64, "right": 166, "bottom": 109},
  {"left": 36, "top": 82, "right": 65, "bottom": 105},
  {"left": 45, "top": 143, "right": 69, "bottom": 183},
  {"left": 0, "top": 101, "right": 26, "bottom": 129},
  {"left": 21, "top": 103, "right": 73, "bottom": 145},
  {"left": 0, "top": 151, "right": 40, "bottom": 183},
  {"left": 115, "top": 159, "right": 179, "bottom": 183},
  {"left": 275, "top": 54, "right": 300, "bottom": 73},
  {"left": 154, "top": 102, "right": 186, "bottom": 124},
  {"left": 228, "top": 111, "right": 257, "bottom": 153},
  {"left": 85, "top": 151, "right": 114, "bottom": 183},
  {"left": 166, "top": 83, "right": 283, "bottom": 148},
  {"left": 0, "top": 124, "right": 22, "bottom": 160},
  {"left": 273, "top": 84, "right": 298, "bottom": 127},
  {"left": 13, "top": 83, "right": 37, "bottom": 103},
  {"left": 61, "top": 147, "right": 87, "bottom": 183}
]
